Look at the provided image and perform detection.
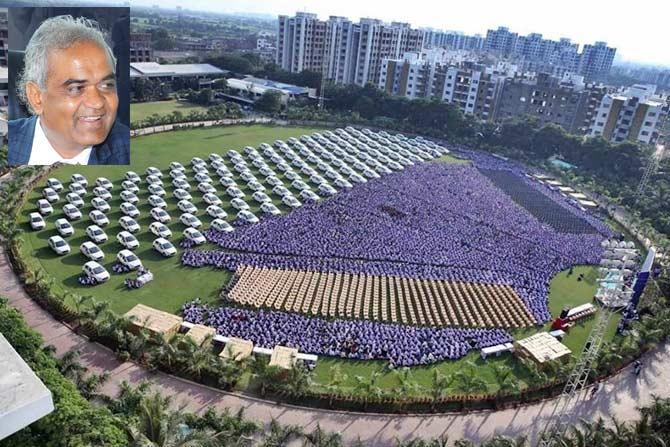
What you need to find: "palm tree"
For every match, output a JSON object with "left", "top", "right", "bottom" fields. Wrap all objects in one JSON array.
[
  {"left": 260, "top": 418, "right": 303, "bottom": 447},
  {"left": 428, "top": 369, "right": 456, "bottom": 410},
  {"left": 302, "top": 424, "right": 343, "bottom": 447},
  {"left": 147, "top": 333, "right": 182, "bottom": 372},
  {"left": 324, "top": 365, "right": 348, "bottom": 407},
  {"left": 491, "top": 364, "right": 519, "bottom": 396},
  {"left": 181, "top": 343, "right": 215, "bottom": 382},
  {"left": 251, "top": 357, "right": 283, "bottom": 398},
  {"left": 353, "top": 371, "right": 383, "bottom": 410},
  {"left": 454, "top": 361, "right": 488, "bottom": 395},
  {"left": 281, "top": 362, "right": 313, "bottom": 398},
  {"left": 124, "top": 391, "right": 224, "bottom": 447}
]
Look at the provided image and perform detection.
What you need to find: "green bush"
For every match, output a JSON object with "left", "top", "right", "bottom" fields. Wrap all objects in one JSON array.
[{"left": 0, "top": 297, "right": 126, "bottom": 447}]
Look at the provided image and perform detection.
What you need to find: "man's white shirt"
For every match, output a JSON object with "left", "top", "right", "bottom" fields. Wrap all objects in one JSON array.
[{"left": 28, "top": 117, "right": 92, "bottom": 165}]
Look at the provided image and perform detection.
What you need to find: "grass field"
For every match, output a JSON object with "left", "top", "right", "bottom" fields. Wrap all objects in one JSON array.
[
  {"left": 18, "top": 125, "right": 321, "bottom": 314},
  {"left": 17, "top": 123, "right": 618, "bottom": 397},
  {"left": 130, "top": 100, "right": 210, "bottom": 124}
]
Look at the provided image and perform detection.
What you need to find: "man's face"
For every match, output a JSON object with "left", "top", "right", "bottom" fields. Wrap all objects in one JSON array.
[{"left": 36, "top": 41, "right": 118, "bottom": 152}]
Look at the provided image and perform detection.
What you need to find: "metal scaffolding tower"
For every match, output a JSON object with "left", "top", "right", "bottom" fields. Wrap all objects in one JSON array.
[
  {"left": 635, "top": 145, "right": 665, "bottom": 198},
  {"left": 538, "top": 246, "right": 635, "bottom": 446}
]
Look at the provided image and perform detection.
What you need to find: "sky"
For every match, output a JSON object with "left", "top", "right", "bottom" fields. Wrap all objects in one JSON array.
[{"left": 133, "top": 0, "right": 670, "bottom": 67}]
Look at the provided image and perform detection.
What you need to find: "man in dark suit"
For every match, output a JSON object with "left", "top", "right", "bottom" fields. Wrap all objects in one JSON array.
[{"left": 8, "top": 15, "right": 129, "bottom": 166}]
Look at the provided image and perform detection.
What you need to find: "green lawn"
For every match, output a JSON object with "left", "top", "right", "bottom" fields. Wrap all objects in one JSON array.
[
  {"left": 16, "top": 124, "right": 618, "bottom": 397},
  {"left": 18, "top": 125, "right": 321, "bottom": 314},
  {"left": 130, "top": 100, "right": 210, "bottom": 124}
]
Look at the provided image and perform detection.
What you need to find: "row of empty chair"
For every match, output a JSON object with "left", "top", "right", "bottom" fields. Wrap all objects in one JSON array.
[{"left": 228, "top": 265, "right": 536, "bottom": 329}]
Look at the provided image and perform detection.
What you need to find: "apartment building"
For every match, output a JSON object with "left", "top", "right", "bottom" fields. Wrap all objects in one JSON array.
[
  {"left": 495, "top": 73, "right": 606, "bottom": 133},
  {"left": 578, "top": 41, "right": 617, "bottom": 82},
  {"left": 590, "top": 84, "right": 669, "bottom": 144},
  {"left": 277, "top": 13, "right": 423, "bottom": 86},
  {"left": 380, "top": 52, "right": 508, "bottom": 121}
]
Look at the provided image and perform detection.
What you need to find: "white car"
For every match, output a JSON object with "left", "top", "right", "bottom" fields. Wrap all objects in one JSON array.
[
  {"left": 236, "top": 210, "right": 259, "bottom": 224},
  {"left": 148, "top": 184, "right": 166, "bottom": 196},
  {"left": 89, "top": 210, "right": 109, "bottom": 226},
  {"left": 203, "top": 193, "right": 222, "bottom": 206},
  {"left": 62, "top": 203, "right": 82, "bottom": 220},
  {"left": 69, "top": 182, "right": 86, "bottom": 196},
  {"left": 153, "top": 237, "right": 177, "bottom": 257},
  {"left": 272, "top": 185, "right": 291, "bottom": 197},
  {"left": 119, "top": 216, "right": 140, "bottom": 233},
  {"left": 173, "top": 189, "right": 192, "bottom": 201},
  {"left": 95, "top": 177, "right": 113, "bottom": 190},
  {"left": 148, "top": 195, "right": 167, "bottom": 208},
  {"left": 145, "top": 174, "right": 163, "bottom": 185},
  {"left": 198, "top": 182, "right": 216, "bottom": 194},
  {"left": 46, "top": 178, "right": 63, "bottom": 192},
  {"left": 42, "top": 187, "right": 60, "bottom": 203},
  {"left": 125, "top": 171, "right": 141, "bottom": 183},
  {"left": 170, "top": 161, "right": 186, "bottom": 171},
  {"left": 83, "top": 261, "right": 110, "bottom": 283},
  {"left": 193, "top": 164, "right": 208, "bottom": 174},
  {"left": 119, "top": 190, "right": 138, "bottom": 205},
  {"left": 70, "top": 173, "right": 88, "bottom": 187},
  {"left": 66, "top": 192, "right": 84, "bottom": 208},
  {"left": 247, "top": 181, "right": 265, "bottom": 192},
  {"left": 151, "top": 237, "right": 177, "bottom": 257},
  {"left": 120, "top": 202, "right": 140, "bottom": 218},
  {"left": 37, "top": 199, "right": 53, "bottom": 216},
  {"left": 150, "top": 207, "right": 171, "bottom": 223},
  {"left": 117, "top": 231, "right": 140, "bottom": 250},
  {"left": 55, "top": 219, "right": 74, "bottom": 237},
  {"left": 282, "top": 195, "right": 302, "bottom": 208},
  {"left": 266, "top": 176, "right": 282, "bottom": 187},
  {"left": 300, "top": 190, "right": 320, "bottom": 202},
  {"left": 318, "top": 183, "right": 338, "bottom": 196},
  {"left": 230, "top": 198, "right": 250, "bottom": 210},
  {"left": 179, "top": 213, "right": 202, "bottom": 228},
  {"left": 260, "top": 202, "right": 281, "bottom": 216},
  {"left": 206, "top": 205, "right": 227, "bottom": 219},
  {"left": 285, "top": 170, "right": 301, "bottom": 181},
  {"left": 145, "top": 166, "right": 162, "bottom": 178},
  {"left": 117, "top": 249, "right": 142, "bottom": 270},
  {"left": 169, "top": 161, "right": 184, "bottom": 171},
  {"left": 239, "top": 170, "right": 255, "bottom": 182},
  {"left": 334, "top": 178, "right": 353, "bottom": 189},
  {"left": 29, "top": 212, "right": 45, "bottom": 230},
  {"left": 252, "top": 191, "right": 271, "bottom": 204},
  {"left": 216, "top": 166, "right": 232, "bottom": 177},
  {"left": 183, "top": 227, "right": 206, "bottom": 245},
  {"left": 149, "top": 221, "right": 172, "bottom": 239},
  {"left": 209, "top": 153, "right": 223, "bottom": 162},
  {"left": 91, "top": 197, "right": 111, "bottom": 213},
  {"left": 177, "top": 200, "right": 197, "bottom": 214},
  {"left": 191, "top": 157, "right": 205, "bottom": 167},
  {"left": 220, "top": 177, "right": 236, "bottom": 187},
  {"left": 194, "top": 172, "right": 212, "bottom": 184},
  {"left": 86, "top": 225, "right": 108, "bottom": 243},
  {"left": 92, "top": 186, "right": 112, "bottom": 201},
  {"left": 48, "top": 235, "right": 70, "bottom": 255},
  {"left": 170, "top": 169, "right": 186, "bottom": 179},
  {"left": 121, "top": 180, "right": 139, "bottom": 193},
  {"left": 226, "top": 186, "right": 244, "bottom": 198},
  {"left": 349, "top": 173, "right": 367, "bottom": 184},
  {"left": 211, "top": 218, "right": 233, "bottom": 233},
  {"left": 172, "top": 177, "right": 190, "bottom": 190},
  {"left": 292, "top": 180, "right": 310, "bottom": 191},
  {"left": 80, "top": 241, "right": 104, "bottom": 261}
]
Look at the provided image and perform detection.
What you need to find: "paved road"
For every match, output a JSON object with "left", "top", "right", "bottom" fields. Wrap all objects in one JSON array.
[{"left": 2, "top": 244, "right": 668, "bottom": 446}]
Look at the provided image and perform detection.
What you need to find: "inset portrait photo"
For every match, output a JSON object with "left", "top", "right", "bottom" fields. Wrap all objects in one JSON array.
[{"left": 8, "top": 7, "right": 129, "bottom": 166}]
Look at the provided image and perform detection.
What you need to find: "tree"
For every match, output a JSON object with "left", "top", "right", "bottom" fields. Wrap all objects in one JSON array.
[
  {"left": 353, "top": 371, "right": 383, "bottom": 410},
  {"left": 454, "top": 361, "right": 489, "bottom": 394},
  {"left": 324, "top": 365, "right": 348, "bottom": 407},
  {"left": 250, "top": 357, "right": 284, "bottom": 397},
  {"left": 255, "top": 90, "right": 283, "bottom": 114}
]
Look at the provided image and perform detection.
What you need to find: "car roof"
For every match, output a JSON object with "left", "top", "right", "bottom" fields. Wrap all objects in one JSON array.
[{"left": 84, "top": 260, "right": 101, "bottom": 268}]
